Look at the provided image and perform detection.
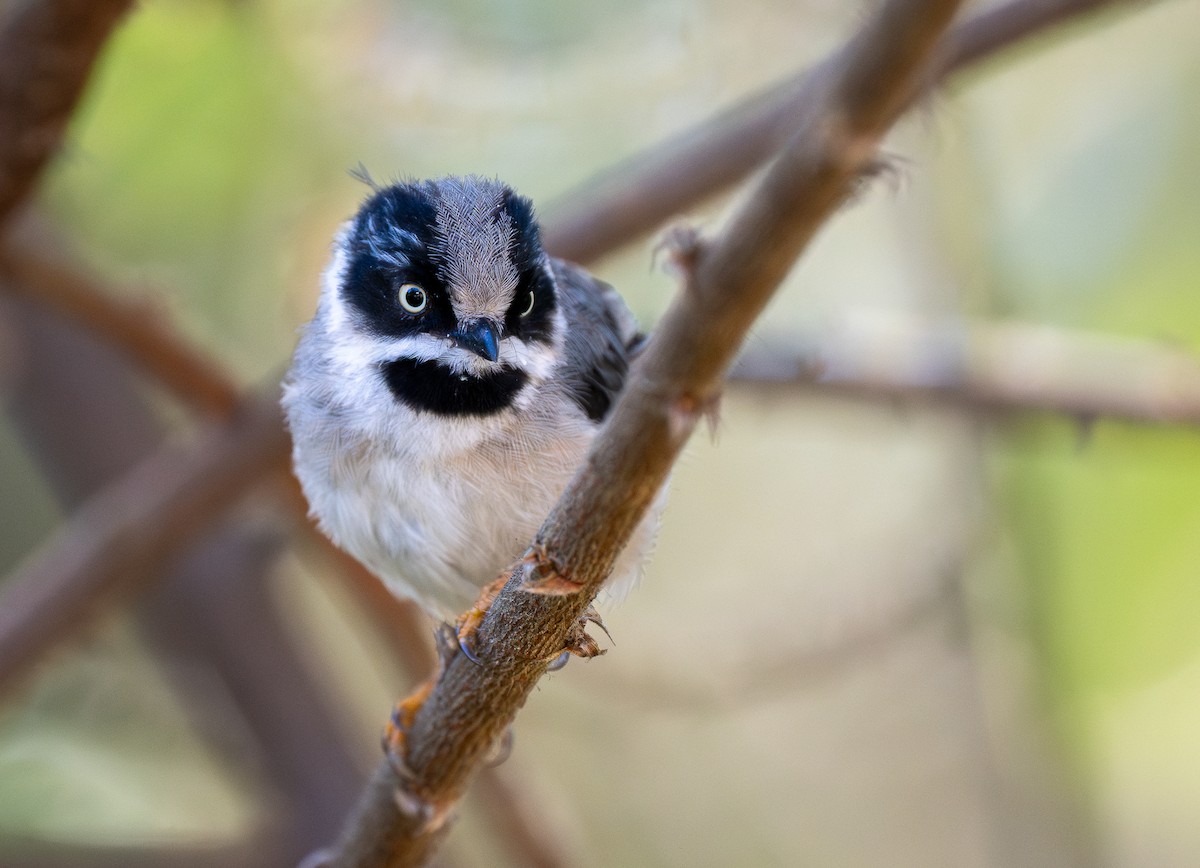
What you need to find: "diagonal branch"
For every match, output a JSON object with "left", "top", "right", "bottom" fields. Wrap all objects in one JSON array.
[
  {"left": 0, "top": 0, "right": 135, "bottom": 228},
  {"left": 543, "top": 0, "right": 1141, "bottom": 265},
  {"left": 326, "top": 0, "right": 966, "bottom": 863}
]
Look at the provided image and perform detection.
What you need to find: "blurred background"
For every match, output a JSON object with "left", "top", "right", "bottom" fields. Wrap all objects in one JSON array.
[{"left": 1, "top": 0, "right": 1199, "bottom": 865}]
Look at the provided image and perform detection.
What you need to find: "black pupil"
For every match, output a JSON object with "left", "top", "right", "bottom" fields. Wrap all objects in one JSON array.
[{"left": 405, "top": 287, "right": 424, "bottom": 308}]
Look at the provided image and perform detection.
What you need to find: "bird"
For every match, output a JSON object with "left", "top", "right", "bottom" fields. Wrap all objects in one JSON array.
[{"left": 282, "top": 175, "right": 663, "bottom": 642}]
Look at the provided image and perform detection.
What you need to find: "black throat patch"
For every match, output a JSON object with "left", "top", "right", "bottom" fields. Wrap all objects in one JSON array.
[{"left": 380, "top": 358, "right": 528, "bottom": 416}]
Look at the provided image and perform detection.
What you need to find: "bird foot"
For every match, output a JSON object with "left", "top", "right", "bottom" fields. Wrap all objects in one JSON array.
[
  {"left": 381, "top": 677, "right": 435, "bottom": 780},
  {"left": 454, "top": 551, "right": 614, "bottom": 668},
  {"left": 455, "top": 573, "right": 510, "bottom": 664}
]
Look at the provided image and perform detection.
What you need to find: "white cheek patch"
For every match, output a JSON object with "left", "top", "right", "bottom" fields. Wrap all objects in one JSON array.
[{"left": 328, "top": 331, "right": 450, "bottom": 373}]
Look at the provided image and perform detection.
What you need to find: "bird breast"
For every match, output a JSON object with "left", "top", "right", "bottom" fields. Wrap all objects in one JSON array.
[{"left": 304, "top": 400, "right": 596, "bottom": 620}]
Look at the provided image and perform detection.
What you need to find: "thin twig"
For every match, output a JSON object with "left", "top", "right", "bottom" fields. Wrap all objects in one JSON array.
[
  {"left": 542, "top": 0, "right": 1138, "bottom": 265},
  {"left": 13, "top": 249, "right": 1199, "bottom": 438},
  {"left": 0, "top": 0, "right": 135, "bottom": 228},
  {"left": 326, "top": 0, "right": 966, "bottom": 863},
  {"left": 730, "top": 310, "right": 1200, "bottom": 426}
]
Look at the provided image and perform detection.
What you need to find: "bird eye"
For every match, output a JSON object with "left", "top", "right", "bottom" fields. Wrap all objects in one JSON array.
[
  {"left": 518, "top": 290, "right": 535, "bottom": 317},
  {"left": 398, "top": 283, "right": 427, "bottom": 314}
]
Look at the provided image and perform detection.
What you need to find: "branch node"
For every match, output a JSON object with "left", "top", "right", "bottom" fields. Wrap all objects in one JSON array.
[
  {"left": 564, "top": 613, "right": 609, "bottom": 660},
  {"left": 518, "top": 544, "right": 582, "bottom": 596},
  {"left": 391, "top": 785, "right": 450, "bottom": 833},
  {"left": 669, "top": 390, "right": 721, "bottom": 444},
  {"left": 655, "top": 223, "right": 708, "bottom": 284},
  {"left": 820, "top": 112, "right": 883, "bottom": 181}
]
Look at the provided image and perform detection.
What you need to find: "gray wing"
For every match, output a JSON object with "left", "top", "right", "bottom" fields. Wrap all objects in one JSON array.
[{"left": 550, "top": 258, "right": 643, "bottom": 423}]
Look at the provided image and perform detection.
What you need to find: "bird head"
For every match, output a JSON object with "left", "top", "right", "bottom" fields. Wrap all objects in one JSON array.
[{"left": 319, "top": 175, "right": 562, "bottom": 417}]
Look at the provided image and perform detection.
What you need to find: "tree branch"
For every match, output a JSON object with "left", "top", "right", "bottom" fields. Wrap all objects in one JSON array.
[
  {"left": 730, "top": 310, "right": 1200, "bottom": 426},
  {"left": 542, "top": 0, "right": 1139, "bottom": 265},
  {"left": 0, "top": 0, "right": 135, "bottom": 228},
  {"left": 326, "top": 0, "right": 966, "bottom": 863}
]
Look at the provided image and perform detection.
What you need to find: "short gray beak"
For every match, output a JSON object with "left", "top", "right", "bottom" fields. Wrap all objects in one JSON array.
[{"left": 452, "top": 319, "right": 500, "bottom": 362}]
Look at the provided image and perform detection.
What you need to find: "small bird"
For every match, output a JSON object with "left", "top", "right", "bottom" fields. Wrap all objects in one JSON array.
[{"left": 283, "top": 175, "right": 661, "bottom": 630}]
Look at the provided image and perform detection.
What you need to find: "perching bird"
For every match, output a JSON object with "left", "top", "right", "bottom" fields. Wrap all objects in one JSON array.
[{"left": 282, "top": 175, "right": 662, "bottom": 629}]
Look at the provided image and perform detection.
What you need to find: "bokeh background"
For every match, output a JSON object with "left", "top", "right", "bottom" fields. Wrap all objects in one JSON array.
[{"left": 2, "top": 0, "right": 1199, "bottom": 865}]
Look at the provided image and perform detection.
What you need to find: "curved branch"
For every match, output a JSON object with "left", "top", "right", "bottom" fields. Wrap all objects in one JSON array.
[
  {"left": 542, "top": 0, "right": 1139, "bottom": 265},
  {"left": 0, "top": 0, "right": 135, "bottom": 228},
  {"left": 326, "top": 0, "right": 966, "bottom": 863}
]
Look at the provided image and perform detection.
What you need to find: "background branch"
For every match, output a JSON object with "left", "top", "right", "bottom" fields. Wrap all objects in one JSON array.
[
  {"left": 0, "top": 0, "right": 134, "bottom": 227},
  {"left": 0, "top": 379, "right": 287, "bottom": 702},
  {"left": 0, "top": 248, "right": 242, "bottom": 419},
  {"left": 731, "top": 309, "right": 1200, "bottom": 426},
  {"left": 327, "top": 0, "right": 966, "bottom": 863},
  {"left": 1, "top": 296, "right": 366, "bottom": 862},
  {"left": 543, "top": 0, "right": 1135, "bottom": 265}
]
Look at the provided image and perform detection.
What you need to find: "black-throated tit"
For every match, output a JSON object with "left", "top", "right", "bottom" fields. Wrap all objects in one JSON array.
[{"left": 283, "top": 176, "right": 662, "bottom": 621}]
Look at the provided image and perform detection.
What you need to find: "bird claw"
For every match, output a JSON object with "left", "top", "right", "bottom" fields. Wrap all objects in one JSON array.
[
  {"left": 454, "top": 574, "right": 509, "bottom": 665},
  {"left": 381, "top": 678, "right": 435, "bottom": 780},
  {"left": 561, "top": 605, "right": 612, "bottom": 660},
  {"left": 458, "top": 631, "right": 484, "bottom": 666}
]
